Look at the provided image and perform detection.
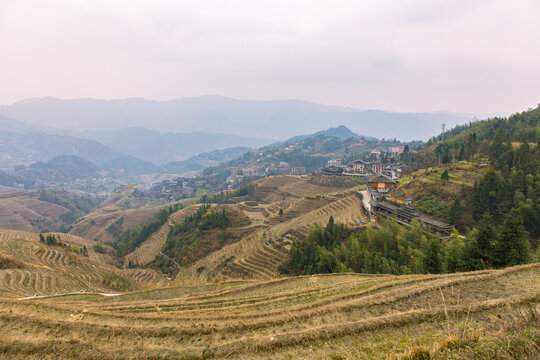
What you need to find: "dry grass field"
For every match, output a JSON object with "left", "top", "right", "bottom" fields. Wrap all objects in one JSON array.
[
  {"left": 176, "top": 191, "right": 367, "bottom": 283},
  {"left": 0, "top": 228, "right": 168, "bottom": 297},
  {"left": 392, "top": 161, "right": 490, "bottom": 202},
  {"left": 250, "top": 175, "right": 356, "bottom": 203},
  {"left": 1, "top": 174, "right": 538, "bottom": 358},
  {"left": 69, "top": 198, "right": 198, "bottom": 244},
  {"left": 0, "top": 263, "right": 538, "bottom": 359},
  {"left": 0, "top": 192, "right": 71, "bottom": 232}
]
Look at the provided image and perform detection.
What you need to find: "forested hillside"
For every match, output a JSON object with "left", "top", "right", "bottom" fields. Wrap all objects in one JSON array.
[{"left": 284, "top": 106, "right": 540, "bottom": 277}]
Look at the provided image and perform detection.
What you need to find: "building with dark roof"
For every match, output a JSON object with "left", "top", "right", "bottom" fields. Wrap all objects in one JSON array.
[
  {"left": 369, "top": 200, "right": 454, "bottom": 236},
  {"left": 367, "top": 173, "right": 395, "bottom": 197}
]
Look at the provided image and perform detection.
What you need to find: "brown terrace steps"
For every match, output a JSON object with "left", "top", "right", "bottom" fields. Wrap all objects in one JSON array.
[
  {"left": 0, "top": 233, "right": 165, "bottom": 296},
  {"left": 228, "top": 234, "right": 289, "bottom": 280},
  {"left": 264, "top": 197, "right": 333, "bottom": 225},
  {"left": 124, "top": 204, "right": 203, "bottom": 266}
]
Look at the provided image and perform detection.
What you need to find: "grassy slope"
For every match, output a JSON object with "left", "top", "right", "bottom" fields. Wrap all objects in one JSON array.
[
  {"left": 0, "top": 192, "right": 71, "bottom": 232},
  {"left": 0, "top": 263, "right": 538, "bottom": 359},
  {"left": 175, "top": 180, "right": 367, "bottom": 283},
  {"left": 69, "top": 196, "right": 197, "bottom": 245},
  {"left": 0, "top": 229, "right": 169, "bottom": 297}
]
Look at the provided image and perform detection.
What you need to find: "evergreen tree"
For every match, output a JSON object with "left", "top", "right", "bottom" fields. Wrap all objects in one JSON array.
[
  {"left": 441, "top": 170, "right": 450, "bottom": 181},
  {"left": 443, "top": 229, "right": 465, "bottom": 273},
  {"left": 447, "top": 198, "right": 462, "bottom": 228},
  {"left": 458, "top": 144, "right": 465, "bottom": 161},
  {"left": 423, "top": 238, "right": 441, "bottom": 274},
  {"left": 493, "top": 208, "right": 530, "bottom": 267},
  {"left": 489, "top": 128, "right": 506, "bottom": 164},
  {"left": 475, "top": 212, "right": 497, "bottom": 264}
]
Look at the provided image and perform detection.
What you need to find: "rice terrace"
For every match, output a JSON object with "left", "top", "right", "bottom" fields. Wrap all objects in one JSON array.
[
  {"left": 0, "top": 173, "right": 539, "bottom": 359},
  {"left": 2, "top": 1, "right": 540, "bottom": 358}
]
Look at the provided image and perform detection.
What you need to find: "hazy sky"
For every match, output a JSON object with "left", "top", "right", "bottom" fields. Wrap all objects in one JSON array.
[{"left": 1, "top": 0, "right": 539, "bottom": 113}]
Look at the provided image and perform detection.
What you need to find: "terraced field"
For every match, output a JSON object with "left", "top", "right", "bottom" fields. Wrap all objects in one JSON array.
[
  {"left": 69, "top": 198, "right": 197, "bottom": 244},
  {"left": 1, "top": 264, "right": 538, "bottom": 359},
  {"left": 175, "top": 192, "right": 367, "bottom": 283},
  {"left": 251, "top": 175, "right": 352, "bottom": 202},
  {"left": 124, "top": 204, "right": 204, "bottom": 266},
  {"left": 0, "top": 229, "right": 168, "bottom": 297},
  {"left": 0, "top": 192, "right": 71, "bottom": 232}
]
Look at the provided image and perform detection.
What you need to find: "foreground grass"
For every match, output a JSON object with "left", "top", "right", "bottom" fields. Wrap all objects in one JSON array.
[{"left": 0, "top": 264, "right": 539, "bottom": 359}]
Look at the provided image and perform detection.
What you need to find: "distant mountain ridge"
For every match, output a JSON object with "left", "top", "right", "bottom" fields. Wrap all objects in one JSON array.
[
  {"left": 284, "top": 125, "right": 365, "bottom": 144},
  {"left": 76, "top": 127, "right": 270, "bottom": 164},
  {"left": 0, "top": 129, "right": 120, "bottom": 169},
  {"left": 0, "top": 95, "right": 473, "bottom": 141}
]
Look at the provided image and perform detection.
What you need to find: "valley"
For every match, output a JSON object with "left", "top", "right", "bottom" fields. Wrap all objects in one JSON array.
[{"left": 0, "top": 106, "right": 539, "bottom": 359}]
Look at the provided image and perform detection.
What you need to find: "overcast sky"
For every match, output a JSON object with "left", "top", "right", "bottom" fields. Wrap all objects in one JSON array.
[{"left": 1, "top": 0, "right": 539, "bottom": 114}]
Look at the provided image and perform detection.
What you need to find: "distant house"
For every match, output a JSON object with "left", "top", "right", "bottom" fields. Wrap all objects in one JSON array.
[
  {"left": 389, "top": 146, "right": 404, "bottom": 156},
  {"left": 327, "top": 159, "right": 343, "bottom": 168},
  {"left": 370, "top": 150, "right": 381, "bottom": 158},
  {"left": 291, "top": 167, "right": 306, "bottom": 175},
  {"left": 370, "top": 163, "right": 386, "bottom": 174},
  {"left": 278, "top": 162, "right": 290, "bottom": 169},
  {"left": 320, "top": 166, "right": 343, "bottom": 175},
  {"left": 350, "top": 160, "right": 367, "bottom": 173},
  {"left": 367, "top": 173, "right": 395, "bottom": 196}
]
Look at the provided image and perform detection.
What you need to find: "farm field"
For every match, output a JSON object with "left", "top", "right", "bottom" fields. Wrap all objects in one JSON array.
[
  {"left": 1, "top": 174, "right": 538, "bottom": 359},
  {"left": 0, "top": 263, "right": 538, "bottom": 359},
  {"left": 0, "top": 228, "right": 169, "bottom": 297},
  {"left": 0, "top": 192, "right": 71, "bottom": 232},
  {"left": 392, "top": 161, "right": 490, "bottom": 202}
]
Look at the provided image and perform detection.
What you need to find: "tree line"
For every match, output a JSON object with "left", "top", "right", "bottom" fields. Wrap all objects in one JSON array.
[
  {"left": 39, "top": 233, "right": 88, "bottom": 257},
  {"left": 280, "top": 215, "right": 537, "bottom": 276},
  {"left": 149, "top": 205, "right": 230, "bottom": 275},
  {"left": 114, "top": 203, "right": 182, "bottom": 257}
]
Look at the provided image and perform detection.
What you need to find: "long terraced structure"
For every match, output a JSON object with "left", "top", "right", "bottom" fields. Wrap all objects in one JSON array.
[
  {"left": 0, "top": 263, "right": 538, "bottom": 359},
  {"left": 1, "top": 176, "right": 539, "bottom": 359}
]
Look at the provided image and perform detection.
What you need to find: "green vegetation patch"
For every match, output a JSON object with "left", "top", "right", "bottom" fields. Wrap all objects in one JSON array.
[
  {"left": 115, "top": 203, "right": 182, "bottom": 257},
  {"left": 150, "top": 205, "right": 240, "bottom": 276}
]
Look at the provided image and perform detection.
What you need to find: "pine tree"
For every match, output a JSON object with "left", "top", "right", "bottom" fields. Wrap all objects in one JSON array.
[
  {"left": 443, "top": 229, "right": 464, "bottom": 273},
  {"left": 489, "top": 128, "right": 506, "bottom": 164},
  {"left": 493, "top": 208, "right": 531, "bottom": 267},
  {"left": 441, "top": 170, "right": 450, "bottom": 181},
  {"left": 423, "top": 238, "right": 441, "bottom": 274},
  {"left": 447, "top": 198, "right": 462, "bottom": 228},
  {"left": 475, "top": 212, "right": 497, "bottom": 264}
]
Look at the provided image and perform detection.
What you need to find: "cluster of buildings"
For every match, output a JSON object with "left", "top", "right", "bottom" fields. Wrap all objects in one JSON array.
[
  {"left": 135, "top": 177, "right": 215, "bottom": 201},
  {"left": 29, "top": 177, "right": 119, "bottom": 196},
  {"left": 353, "top": 159, "right": 454, "bottom": 237},
  {"left": 322, "top": 159, "right": 402, "bottom": 180},
  {"left": 265, "top": 162, "right": 306, "bottom": 176}
]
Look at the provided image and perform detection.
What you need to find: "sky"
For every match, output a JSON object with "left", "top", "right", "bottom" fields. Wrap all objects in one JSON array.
[{"left": 1, "top": 0, "right": 539, "bottom": 114}]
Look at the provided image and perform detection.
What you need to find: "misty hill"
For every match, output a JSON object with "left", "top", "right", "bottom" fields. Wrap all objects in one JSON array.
[
  {"left": 0, "top": 155, "right": 124, "bottom": 193},
  {"left": 0, "top": 96, "right": 472, "bottom": 141},
  {"left": 0, "top": 129, "right": 120, "bottom": 169},
  {"left": 0, "top": 115, "right": 43, "bottom": 133},
  {"left": 158, "top": 147, "right": 252, "bottom": 176},
  {"left": 284, "top": 125, "right": 362, "bottom": 144},
  {"left": 25, "top": 155, "right": 102, "bottom": 182},
  {"left": 77, "top": 127, "right": 270, "bottom": 164},
  {"left": 204, "top": 128, "right": 410, "bottom": 177},
  {"left": 102, "top": 156, "right": 158, "bottom": 176}
]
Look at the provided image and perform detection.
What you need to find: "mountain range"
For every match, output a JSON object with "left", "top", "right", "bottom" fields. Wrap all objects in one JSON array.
[{"left": 0, "top": 95, "right": 473, "bottom": 141}]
